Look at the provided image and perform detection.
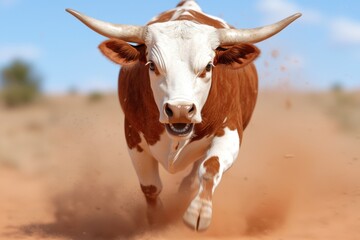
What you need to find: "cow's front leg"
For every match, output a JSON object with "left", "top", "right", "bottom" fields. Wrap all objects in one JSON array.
[
  {"left": 183, "top": 128, "right": 240, "bottom": 231},
  {"left": 178, "top": 160, "right": 201, "bottom": 193},
  {"left": 129, "top": 147, "right": 163, "bottom": 224}
]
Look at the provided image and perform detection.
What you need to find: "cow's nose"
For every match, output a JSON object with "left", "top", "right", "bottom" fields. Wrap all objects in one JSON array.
[{"left": 164, "top": 103, "right": 196, "bottom": 122}]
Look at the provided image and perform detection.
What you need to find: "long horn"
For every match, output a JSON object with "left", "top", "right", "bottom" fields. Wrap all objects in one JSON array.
[
  {"left": 218, "top": 13, "right": 302, "bottom": 45},
  {"left": 66, "top": 9, "right": 146, "bottom": 44}
]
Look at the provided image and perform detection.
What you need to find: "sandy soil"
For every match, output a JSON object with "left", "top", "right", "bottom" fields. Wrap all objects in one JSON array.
[{"left": 0, "top": 91, "right": 359, "bottom": 240}]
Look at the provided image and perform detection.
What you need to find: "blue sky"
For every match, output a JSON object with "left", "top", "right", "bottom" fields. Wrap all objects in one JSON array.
[{"left": 1, "top": 0, "right": 360, "bottom": 93}]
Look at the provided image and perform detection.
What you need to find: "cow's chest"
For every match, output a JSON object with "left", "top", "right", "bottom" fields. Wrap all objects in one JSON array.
[{"left": 139, "top": 132, "right": 213, "bottom": 173}]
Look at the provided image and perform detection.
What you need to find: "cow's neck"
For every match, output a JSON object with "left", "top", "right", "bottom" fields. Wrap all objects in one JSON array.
[{"left": 167, "top": 137, "right": 191, "bottom": 171}]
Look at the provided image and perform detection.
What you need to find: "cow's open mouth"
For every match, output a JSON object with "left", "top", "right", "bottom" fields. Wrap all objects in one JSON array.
[{"left": 165, "top": 123, "right": 194, "bottom": 137}]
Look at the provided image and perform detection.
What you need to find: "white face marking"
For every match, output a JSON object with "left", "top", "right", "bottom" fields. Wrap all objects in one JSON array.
[
  {"left": 145, "top": 21, "right": 220, "bottom": 123},
  {"left": 178, "top": 0, "right": 203, "bottom": 12}
]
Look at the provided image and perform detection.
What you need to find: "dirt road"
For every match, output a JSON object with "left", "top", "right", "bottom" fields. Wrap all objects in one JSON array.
[{"left": 1, "top": 91, "right": 359, "bottom": 239}]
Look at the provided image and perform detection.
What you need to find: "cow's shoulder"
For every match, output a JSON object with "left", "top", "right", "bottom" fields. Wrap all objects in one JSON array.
[
  {"left": 192, "top": 63, "right": 258, "bottom": 142},
  {"left": 118, "top": 62, "right": 165, "bottom": 150}
]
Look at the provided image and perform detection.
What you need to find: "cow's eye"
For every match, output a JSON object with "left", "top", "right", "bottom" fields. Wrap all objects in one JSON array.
[
  {"left": 147, "top": 61, "right": 156, "bottom": 71},
  {"left": 205, "top": 62, "right": 213, "bottom": 72}
]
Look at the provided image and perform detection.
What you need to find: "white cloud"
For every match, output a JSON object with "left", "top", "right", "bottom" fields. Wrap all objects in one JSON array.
[
  {"left": 0, "top": 44, "right": 41, "bottom": 64},
  {"left": 257, "top": 0, "right": 297, "bottom": 17},
  {"left": 330, "top": 18, "right": 360, "bottom": 45},
  {"left": 256, "top": 0, "right": 322, "bottom": 24},
  {"left": 257, "top": 0, "right": 360, "bottom": 46},
  {"left": 0, "top": 0, "right": 18, "bottom": 8}
]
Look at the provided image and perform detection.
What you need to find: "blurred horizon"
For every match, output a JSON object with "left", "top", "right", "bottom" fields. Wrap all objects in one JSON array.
[{"left": 1, "top": 0, "right": 360, "bottom": 93}]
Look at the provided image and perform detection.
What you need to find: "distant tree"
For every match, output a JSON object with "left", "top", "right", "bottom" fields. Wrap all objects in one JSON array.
[
  {"left": 88, "top": 91, "right": 104, "bottom": 103},
  {"left": 330, "top": 82, "right": 343, "bottom": 93},
  {"left": 0, "top": 60, "right": 41, "bottom": 107},
  {"left": 67, "top": 86, "right": 79, "bottom": 96}
]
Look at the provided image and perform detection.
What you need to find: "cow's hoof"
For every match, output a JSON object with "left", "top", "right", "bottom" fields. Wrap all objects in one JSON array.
[{"left": 183, "top": 196, "right": 212, "bottom": 231}]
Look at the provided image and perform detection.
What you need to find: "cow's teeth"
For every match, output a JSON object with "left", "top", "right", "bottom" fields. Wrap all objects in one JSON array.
[
  {"left": 166, "top": 123, "right": 194, "bottom": 136},
  {"left": 169, "top": 124, "right": 191, "bottom": 133}
]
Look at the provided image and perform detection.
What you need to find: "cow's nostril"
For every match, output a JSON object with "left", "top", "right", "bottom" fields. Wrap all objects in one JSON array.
[
  {"left": 165, "top": 103, "right": 173, "bottom": 117},
  {"left": 189, "top": 104, "right": 195, "bottom": 114},
  {"left": 188, "top": 104, "right": 196, "bottom": 118}
]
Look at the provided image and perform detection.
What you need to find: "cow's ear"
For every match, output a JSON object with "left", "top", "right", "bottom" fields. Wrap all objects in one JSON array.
[
  {"left": 214, "top": 43, "right": 260, "bottom": 69},
  {"left": 99, "top": 39, "right": 146, "bottom": 65}
]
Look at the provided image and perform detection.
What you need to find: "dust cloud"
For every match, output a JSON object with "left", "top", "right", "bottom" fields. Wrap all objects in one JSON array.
[{"left": 1, "top": 91, "right": 360, "bottom": 240}]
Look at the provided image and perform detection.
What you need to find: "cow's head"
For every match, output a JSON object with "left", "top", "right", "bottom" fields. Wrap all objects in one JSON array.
[{"left": 66, "top": 9, "right": 301, "bottom": 139}]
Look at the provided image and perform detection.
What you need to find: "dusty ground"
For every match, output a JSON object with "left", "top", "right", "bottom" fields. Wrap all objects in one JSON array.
[{"left": 0, "top": 90, "right": 359, "bottom": 240}]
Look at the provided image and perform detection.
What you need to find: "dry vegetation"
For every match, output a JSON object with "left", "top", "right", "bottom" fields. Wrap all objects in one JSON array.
[
  {"left": 309, "top": 90, "right": 360, "bottom": 133},
  {"left": 0, "top": 90, "right": 359, "bottom": 240}
]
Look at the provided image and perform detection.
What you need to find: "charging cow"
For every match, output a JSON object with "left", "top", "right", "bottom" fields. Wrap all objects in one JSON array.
[{"left": 67, "top": 0, "right": 300, "bottom": 231}]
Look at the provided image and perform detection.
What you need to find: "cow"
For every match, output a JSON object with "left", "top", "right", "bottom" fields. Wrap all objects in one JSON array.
[{"left": 67, "top": 0, "right": 301, "bottom": 231}]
